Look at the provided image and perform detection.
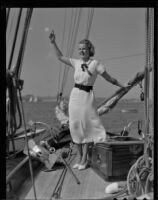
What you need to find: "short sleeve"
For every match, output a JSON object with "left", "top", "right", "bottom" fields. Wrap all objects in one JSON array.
[
  {"left": 69, "top": 58, "right": 77, "bottom": 68},
  {"left": 95, "top": 61, "right": 106, "bottom": 75}
]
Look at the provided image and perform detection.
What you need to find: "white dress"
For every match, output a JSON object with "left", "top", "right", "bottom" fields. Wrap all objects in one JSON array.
[{"left": 69, "top": 58, "right": 107, "bottom": 144}]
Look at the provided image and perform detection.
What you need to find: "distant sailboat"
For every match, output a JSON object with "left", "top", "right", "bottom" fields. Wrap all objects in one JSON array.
[
  {"left": 29, "top": 96, "right": 33, "bottom": 102},
  {"left": 121, "top": 109, "right": 138, "bottom": 113},
  {"left": 33, "top": 97, "right": 38, "bottom": 102}
]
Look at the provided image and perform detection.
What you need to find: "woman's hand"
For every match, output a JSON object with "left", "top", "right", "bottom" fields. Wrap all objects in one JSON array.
[
  {"left": 49, "top": 30, "right": 56, "bottom": 44},
  {"left": 121, "top": 82, "right": 132, "bottom": 92}
]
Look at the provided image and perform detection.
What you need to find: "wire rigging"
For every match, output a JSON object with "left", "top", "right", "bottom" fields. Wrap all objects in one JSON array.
[
  {"left": 56, "top": 8, "right": 67, "bottom": 102},
  {"left": 6, "top": 8, "right": 10, "bottom": 30},
  {"left": 144, "top": 8, "right": 153, "bottom": 167},
  {"left": 8, "top": 8, "right": 23, "bottom": 70},
  {"left": 60, "top": 8, "right": 82, "bottom": 97},
  {"left": 15, "top": 8, "right": 33, "bottom": 78},
  {"left": 100, "top": 53, "right": 145, "bottom": 62},
  {"left": 57, "top": 8, "right": 94, "bottom": 100},
  {"left": 60, "top": 8, "right": 76, "bottom": 97},
  {"left": 7, "top": 8, "right": 16, "bottom": 44},
  {"left": 85, "top": 8, "right": 94, "bottom": 39}
]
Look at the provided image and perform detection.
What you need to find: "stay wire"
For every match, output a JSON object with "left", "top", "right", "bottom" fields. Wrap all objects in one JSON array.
[
  {"left": 8, "top": 8, "right": 23, "bottom": 70},
  {"left": 56, "top": 8, "right": 67, "bottom": 102},
  {"left": 61, "top": 8, "right": 80, "bottom": 95},
  {"left": 6, "top": 8, "right": 10, "bottom": 31},
  {"left": 85, "top": 8, "right": 94, "bottom": 40},
  {"left": 100, "top": 53, "right": 145, "bottom": 62},
  {"left": 7, "top": 9, "right": 16, "bottom": 46},
  {"left": 15, "top": 8, "right": 33, "bottom": 78},
  {"left": 144, "top": 8, "right": 153, "bottom": 168},
  {"left": 61, "top": 8, "right": 82, "bottom": 95},
  {"left": 60, "top": 8, "right": 75, "bottom": 96}
]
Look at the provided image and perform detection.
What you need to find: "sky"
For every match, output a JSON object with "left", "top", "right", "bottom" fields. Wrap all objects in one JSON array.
[{"left": 6, "top": 8, "right": 153, "bottom": 99}]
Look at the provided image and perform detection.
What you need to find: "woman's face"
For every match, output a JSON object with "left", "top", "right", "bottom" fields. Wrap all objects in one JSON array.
[{"left": 78, "top": 43, "right": 90, "bottom": 60}]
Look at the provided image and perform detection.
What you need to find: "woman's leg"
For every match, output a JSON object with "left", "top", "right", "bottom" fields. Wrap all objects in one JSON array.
[
  {"left": 74, "top": 143, "right": 82, "bottom": 164},
  {"left": 80, "top": 143, "right": 89, "bottom": 165},
  {"left": 77, "top": 143, "right": 83, "bottom": 163}
]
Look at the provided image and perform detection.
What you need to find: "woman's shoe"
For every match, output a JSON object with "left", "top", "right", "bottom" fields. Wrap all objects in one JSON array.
[
  {"left": 72, "top": 163, "right": 80, "bottom": 169},
  {"left": 78, "top": 162, "right": 88, "bottom": 170}
]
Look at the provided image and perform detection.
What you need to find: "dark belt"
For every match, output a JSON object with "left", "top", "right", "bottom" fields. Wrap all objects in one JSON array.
[{"left": 74, "top": 83, "right": 93, "bottom": 92}]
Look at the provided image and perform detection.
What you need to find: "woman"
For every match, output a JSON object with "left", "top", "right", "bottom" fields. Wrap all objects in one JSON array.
[{"left": 49, "top": 30, "right": 127, "bottom": 170}]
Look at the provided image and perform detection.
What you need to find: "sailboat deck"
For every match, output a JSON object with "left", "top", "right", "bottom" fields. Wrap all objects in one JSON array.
[{"left": 15, "top": 157, "right": 126, "bottom": 200}]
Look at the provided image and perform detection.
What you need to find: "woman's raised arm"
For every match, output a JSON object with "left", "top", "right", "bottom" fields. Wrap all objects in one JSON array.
[{"left": 49, "top": 30, "right": 72, "bottom": 67}]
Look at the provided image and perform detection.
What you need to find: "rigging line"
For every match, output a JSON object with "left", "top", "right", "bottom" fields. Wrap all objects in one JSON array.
[
  {"left": 67, "top": 8, "right": 78, "bottom": 56},
  {"left": 8, "top": 8, "right": 23, "bottom": 70},
  {"left": 62, "top": 7, "right": 88, "bottom": 91},
  {"left": 57, "top": 8, "right": 67, "bottom": 101},
  {"left": 70, "top": 8, "right": 82, "bottom": 56},
  {"left": 150, "top": 8, "right": 154, "bottom": 166},
  {"left": 85, "top": 8, "right": 94, "bottom": 39},
  {"left": 6, "top": 8, "right": 10, "bottom": 30},
  {"left": 62, "top": 8, "right": 82, "bottom": 92},
  {"left": 60, "top": 8, "right": 78, "bottom": 95},
  {"left": 59, "top": 8, "right": 75, "bottom": 96},
  {"left": 15, "top": 8, "right": 33, "bottom": 78},
  {"left": 61, "top": 8, "right": 82, "bottom": 95},
  {"left": 7, "top": 9, "right": 16, "bottom": 43},
  {"left": 100, "top": 53, "right": 145, "bottom": 61},
  {"left": 144, "top": 8, "right": 152, "bottom": 167}
]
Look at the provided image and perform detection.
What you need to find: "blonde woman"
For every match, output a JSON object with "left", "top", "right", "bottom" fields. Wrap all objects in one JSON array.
[{"left": 49, "top": 31, "right": 127, "bottom": 170}]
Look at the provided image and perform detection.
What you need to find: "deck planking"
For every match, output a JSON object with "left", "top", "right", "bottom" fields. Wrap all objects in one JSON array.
[{"left": 16, "top": 158, "right": 124, "bottom": 200}]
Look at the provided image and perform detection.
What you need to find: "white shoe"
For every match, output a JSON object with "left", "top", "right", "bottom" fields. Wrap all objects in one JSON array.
[
  {"left": 72, "top": 163, "right": 80, "bottom": 169},
  {"left": 78, "top": 163, "right": 88, "bottom": 170}
]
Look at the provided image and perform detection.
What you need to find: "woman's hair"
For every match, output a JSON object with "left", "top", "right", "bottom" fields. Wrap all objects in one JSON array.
[{"left": 79, "top": 39, "right": 95, "bottom": 57}]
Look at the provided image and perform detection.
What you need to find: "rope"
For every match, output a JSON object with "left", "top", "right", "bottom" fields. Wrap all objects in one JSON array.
[
  {"left": 15, "top": 8, "right": 33, "bottom": 78},
  {"left": 60, "top": 8, "right": 82, "bottom": 97},
  {"left": 58, "top": 8, "right": 75, "bottom": 99},
  {"left": 7, "top": 9, "right": 16, "bottom": 46},
  {"left": 100, "top": 53, "right": 145, "bottom": 61},
  {"left": 8, "top": 8, "right": 23, "bottom": 70},
  {"left": 144, "top": 8, "right": 153, "bottom": 167},
  {"left": 6, "top": 8, "right": 10, "bottom": 30},
  {"left": 56, "top": 8, "right": 67, "bottom": 102},
  {"left": 85, "top": 8, "right": 94, "bottom": 39},
  {"left": 61, "top": 8, "right": 79, "bottom": 91}
]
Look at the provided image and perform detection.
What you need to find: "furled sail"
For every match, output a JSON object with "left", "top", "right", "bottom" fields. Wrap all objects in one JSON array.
[{"left": 97, "top": 66, "right": 152, "bottom": 116}]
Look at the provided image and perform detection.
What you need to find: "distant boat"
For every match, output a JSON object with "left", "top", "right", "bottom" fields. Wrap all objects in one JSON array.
[
  {"left": 121, "top": 109, "right": 138, "bottom": 113},
  {"left": 29, "top": 96, "right": 33, "bottom": 102},
  {"left": 33, "top": 97, "right": 38, "bottom": 102}
]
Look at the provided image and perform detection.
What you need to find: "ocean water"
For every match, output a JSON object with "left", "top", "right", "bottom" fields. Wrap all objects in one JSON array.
[
  {"left": 8, "top": 99, "right": 153, "bottom": 153},
  {"left": 22, "top": 99, "right": 153, "bottom": 136}
]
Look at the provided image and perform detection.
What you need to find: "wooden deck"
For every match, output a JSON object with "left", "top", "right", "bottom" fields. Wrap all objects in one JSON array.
[{"left": 15, "top": 155, "right": 126, "bottom": 200}]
